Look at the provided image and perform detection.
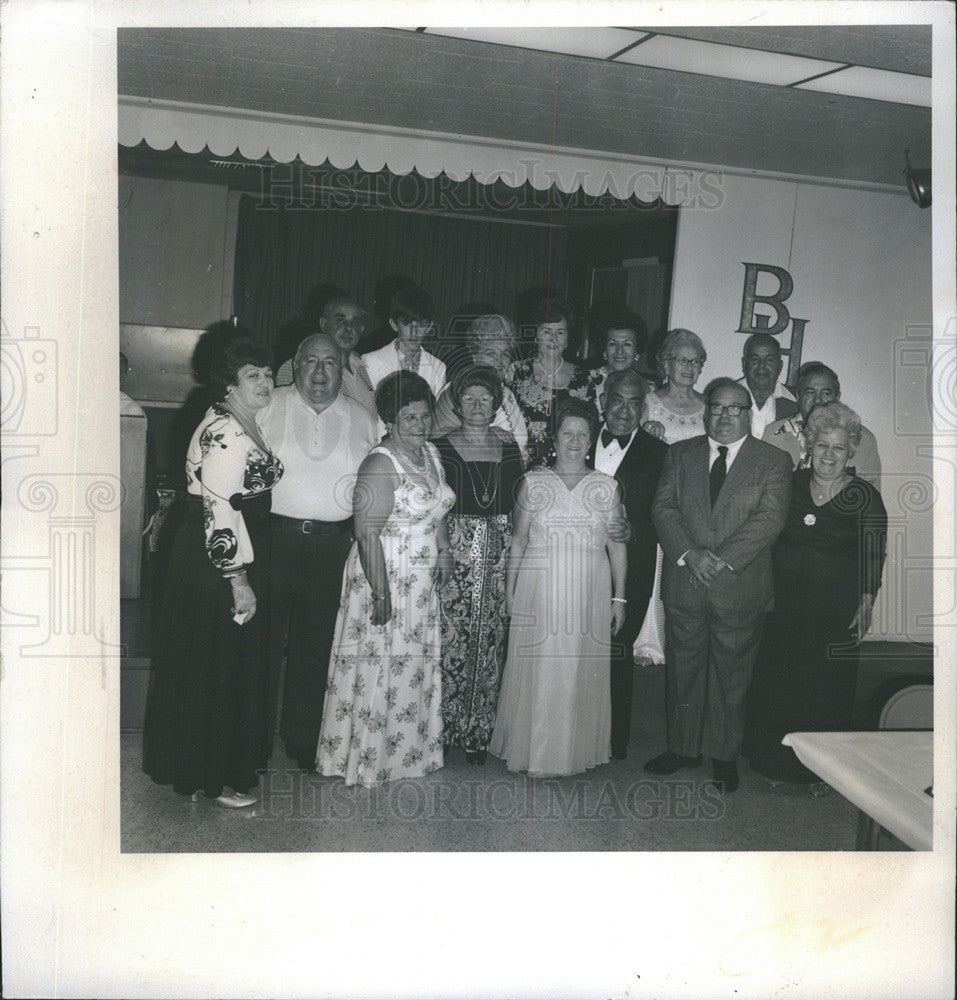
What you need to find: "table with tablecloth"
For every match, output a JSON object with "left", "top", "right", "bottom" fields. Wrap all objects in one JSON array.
[{"left": 782, "top": 730, "right": 933, "bottom": 850}]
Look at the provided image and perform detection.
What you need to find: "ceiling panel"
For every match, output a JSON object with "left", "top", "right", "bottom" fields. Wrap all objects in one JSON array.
[
  {"left": 117, "top": 27, "right": 931, "bottom": 188},
  {"left": 797, "top": 66, "right": 932, "bottom": 107},
  {"left": 647, "top": 25, "right": 932, "bottom": 76},
  {"left": 423, "top": 26, "right": 645, "bottom": 59},
  {"left": 614, "top": 33, "right": 844, "bottom": 85}
]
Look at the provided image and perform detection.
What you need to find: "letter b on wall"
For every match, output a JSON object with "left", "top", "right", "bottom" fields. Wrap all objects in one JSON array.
[{"left": 737, "top": 263, "right": 794, "bottom": 336}]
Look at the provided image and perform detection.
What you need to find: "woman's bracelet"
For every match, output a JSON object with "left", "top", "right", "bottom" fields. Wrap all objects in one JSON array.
[{"left": 612, "top": 597, "right": 627, "bottom": 604}]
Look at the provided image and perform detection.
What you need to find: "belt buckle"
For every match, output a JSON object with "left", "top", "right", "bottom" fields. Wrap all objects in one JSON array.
[{"left": 301, "top": 519, "right": 315, "bottom": 534}]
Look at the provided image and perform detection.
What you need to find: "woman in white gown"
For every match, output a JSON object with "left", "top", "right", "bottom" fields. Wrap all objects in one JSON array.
[
  {"left": 490, "top": 399, "right": 627, "bottom": 777},
  {"left": 634, "top": 328, "right": 708, "bottom": 665}
]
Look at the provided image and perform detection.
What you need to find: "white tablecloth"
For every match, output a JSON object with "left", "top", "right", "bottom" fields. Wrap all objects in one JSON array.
[{"left": 782, "top": 730, "right": 933, "bottom": 850}]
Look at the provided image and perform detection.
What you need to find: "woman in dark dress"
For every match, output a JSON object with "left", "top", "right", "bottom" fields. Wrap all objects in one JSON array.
[
  {"left": 144, "top": 338, "right": 283, "bottom": 808},
  {"left": 435, "top": 366, "right": 526, "bottom": 763},
  {"left": 744, "top": 402, "right": 887, "bottom": 784},
  {"left": 506, "top": 296, "right": 596, "bottom": 467}
]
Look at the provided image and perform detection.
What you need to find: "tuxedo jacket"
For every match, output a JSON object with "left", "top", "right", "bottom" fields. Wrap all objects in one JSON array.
[
  {"left": 653, "top": 434, "right": 792, "bottom": 614},
  {"left": 591, "top": 428, "right": 668, "bottom": 606},
  {"left": 361, "top": 340, "right": 447, "bottom": 399}
]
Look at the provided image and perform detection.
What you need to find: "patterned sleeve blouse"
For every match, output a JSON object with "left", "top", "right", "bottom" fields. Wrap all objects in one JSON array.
[{"left": 184, "top": 405, "right": 283, "bottom": 577}]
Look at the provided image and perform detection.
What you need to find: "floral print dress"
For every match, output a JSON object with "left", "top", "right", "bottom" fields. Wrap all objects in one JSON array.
[
  {"left": 506, "top": 358, "right": 596, "bottom": 467},
  {"left": 317, "top": 443, "right": 455, "bottom": 787}
]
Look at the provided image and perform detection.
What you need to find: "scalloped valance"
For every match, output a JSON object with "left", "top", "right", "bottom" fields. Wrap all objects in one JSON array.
[{"left": 118, "top": 95, "right": 718, "bottom": 203}]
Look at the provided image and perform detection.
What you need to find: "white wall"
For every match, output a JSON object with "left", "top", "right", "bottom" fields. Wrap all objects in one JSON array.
[
  {"left": 119, "top": 174, "right": 233, "bottom": 328},
  {"left": 670, "top": 174, "right": 934, "bottom": 641}
]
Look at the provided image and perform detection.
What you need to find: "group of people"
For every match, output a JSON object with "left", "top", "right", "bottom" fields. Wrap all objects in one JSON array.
[{"left": 143, "top": 283, "right": 887, "bottom": 808}]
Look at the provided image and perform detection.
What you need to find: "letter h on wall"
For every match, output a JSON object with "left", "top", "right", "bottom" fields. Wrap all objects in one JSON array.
[{"left": 737, "top": 263, "right": 808, "bottom": 388}]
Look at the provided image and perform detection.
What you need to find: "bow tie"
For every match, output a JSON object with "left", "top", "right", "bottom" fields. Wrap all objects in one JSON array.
[{"left": 600, "top": 428, "right": 632, "bottom": 450}]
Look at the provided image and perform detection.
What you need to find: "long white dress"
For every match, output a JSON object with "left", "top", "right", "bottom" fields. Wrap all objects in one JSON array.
[
  {"left": 490, "top": 468, "right": 618, "bottom": 777},
  {"left": 634, "top": 393, "right": 707, "bottom": 664},
  {"left": 316, "top": 444, "right": 455, "bottom": 788}
]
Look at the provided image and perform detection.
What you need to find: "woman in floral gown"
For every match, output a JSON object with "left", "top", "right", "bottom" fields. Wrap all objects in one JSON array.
[
  {"left": 144, "top": 337, "right": 283, "bottom": 808},
  {"left": 317, "top": 371, "right": 455, "bottom": 787},
  {"left": 506, "top": 297, "right": 596, "bottom": 467}
]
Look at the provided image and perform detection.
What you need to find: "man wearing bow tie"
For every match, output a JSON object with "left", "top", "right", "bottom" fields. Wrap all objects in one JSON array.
[
  {"left": 646, "top": 377, "right": 791, "bottom": 792},
  {"left": 593, "top": 369, "right": 668, "bottom": 760}
]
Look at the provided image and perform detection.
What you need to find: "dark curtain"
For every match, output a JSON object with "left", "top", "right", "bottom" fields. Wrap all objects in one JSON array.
[{"left": 233, "top": 192, "right": 567, "bottom": 352}]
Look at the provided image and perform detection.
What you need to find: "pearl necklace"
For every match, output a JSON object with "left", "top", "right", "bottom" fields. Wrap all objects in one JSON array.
[
  {"left": 393, "top": 442, "right": 428, "bottom": 474},
  {"left": 534, "top": 356, "right": 567, "bottom": 385},
  {"left": 811, "top": 474, "right": 847, "bottom": 503}
]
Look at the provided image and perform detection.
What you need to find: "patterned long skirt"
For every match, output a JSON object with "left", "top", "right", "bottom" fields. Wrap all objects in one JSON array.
[{"left": 440, "top": 514, "right": 511, "bottom": 753}]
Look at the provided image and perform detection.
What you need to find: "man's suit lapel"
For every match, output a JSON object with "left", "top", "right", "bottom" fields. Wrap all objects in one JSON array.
[{"left": 686, "top": 436, "right": 712, "bottom": 522}]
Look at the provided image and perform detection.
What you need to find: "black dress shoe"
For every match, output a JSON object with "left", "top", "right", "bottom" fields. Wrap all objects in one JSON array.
[
  {"left": 612, "top": 746, "right": 627, "bottom": 760},
  {"left": 712, "top": 758, "right": 739, "bottom": 793},
  {"left": 643, "top": 750, "right": 703, "bottom": 774},
  {"left": 285, "top": 745, "right": 317, "bottom": 773}
]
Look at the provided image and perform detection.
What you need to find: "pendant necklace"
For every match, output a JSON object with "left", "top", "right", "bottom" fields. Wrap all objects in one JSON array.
[{"left": 465, "top": 459, "right": 499, "bottom": 509}]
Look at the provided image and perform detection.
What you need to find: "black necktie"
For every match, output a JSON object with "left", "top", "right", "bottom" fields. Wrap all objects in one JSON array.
[
  {"left": 710, "top": 445, "right": 728, "bottom": 506},
  {"left": 601, "top": 428, "right": 631, "bottom": 450}
]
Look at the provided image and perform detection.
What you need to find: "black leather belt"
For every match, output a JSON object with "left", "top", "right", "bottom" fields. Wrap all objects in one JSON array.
[{"left": 271, "top": 513, "right": 352, "bottom": 535}]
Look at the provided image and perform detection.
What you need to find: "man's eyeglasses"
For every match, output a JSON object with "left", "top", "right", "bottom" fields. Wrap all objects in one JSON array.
[
  {"left": 665, "top": 356, "right": 704, "bottom": 369},
  {"left": 331, "top": 316, "right": 366, "bottom": 330},
  {"left": 708, "top": 403, "right": 751, "bottom": 417}
]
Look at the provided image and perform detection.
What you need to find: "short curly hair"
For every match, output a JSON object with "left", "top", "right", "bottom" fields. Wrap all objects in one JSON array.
[
  {"left": 375, "top": 370, "right": 435, "bottom": 425},
  {"left": 804, "top": 401, "right": 862, "bottom": 455},
  {"left": 657, "top": 328, "right": 707, "bottom": 380},
  {"left": 449, "top": 365, "right": 504, "bottom": 418},
  {"left": 210, "top": 337, "right": 273, "bottom": 400},
  {"left": 554, "top": 396, "right": 600, "bottom": 447},
  {"left": 467, "top": 314, "right": 517, "bottom": 353},
  {"left": 599, "top": 306, "right": 648, "bottom": 354}
]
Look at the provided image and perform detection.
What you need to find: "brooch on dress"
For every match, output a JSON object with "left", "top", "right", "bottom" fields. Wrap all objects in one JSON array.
[{"left": 804, "top": 513, "right": 816, "bottom": 526}]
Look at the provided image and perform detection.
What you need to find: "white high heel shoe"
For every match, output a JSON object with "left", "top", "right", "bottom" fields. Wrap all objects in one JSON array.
[{"left": 213, "top": 789, "right": 258, "bottom": 809}]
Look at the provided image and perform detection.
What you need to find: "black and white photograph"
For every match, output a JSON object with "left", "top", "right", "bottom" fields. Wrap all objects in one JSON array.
[
  {"left": 2, "top": 2, "right": 955, "bottom": 997},
  {"left": 116, "top": 21, "right": 938, "bottom": 853}
]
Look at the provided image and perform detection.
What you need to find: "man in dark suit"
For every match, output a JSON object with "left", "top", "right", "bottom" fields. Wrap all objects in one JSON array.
[
  {"left": 738, "top": 332, "right": 799, "bottom": 439},
  {"left": 593, "top": 369, "right": 668, "bottom": 759},
  {"left": 646, "top": 377, "right": 791, "bottom": 791}
]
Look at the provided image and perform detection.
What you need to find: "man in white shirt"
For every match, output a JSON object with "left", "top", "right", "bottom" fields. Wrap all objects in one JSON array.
[
  {"left": 258, "top": 333, "right": 379, "bottom": 770},
  {"left": 275, "top": 296, "right": 378, "bottom": 420},
  {"left": 647, "top": 377, "right": 791, "bottom": 793},
  {"left": 738, "top": 332, "right": 798, "bottom": 439}
]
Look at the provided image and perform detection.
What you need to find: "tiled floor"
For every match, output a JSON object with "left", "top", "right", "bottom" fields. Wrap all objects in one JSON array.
[
  {"left": 120, "top": 729, "right": 887, "bottom": 853},
  {"left": 121, "top": 590, "right": 908, "bottom": 853}
]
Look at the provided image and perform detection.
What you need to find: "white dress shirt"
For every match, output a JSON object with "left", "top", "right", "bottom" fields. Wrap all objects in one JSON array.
[
  {"left": 594, "top": 425, "right": 637, "bottom": 475},
  {"left": 740, "top": 379, "right": 796, "bottom": 439},
  {"left": 257, "top": 385, "right": 378, "bottom": 521},
  {"left": 709, "top": 433, "right": 747, "bottom": 473}
]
